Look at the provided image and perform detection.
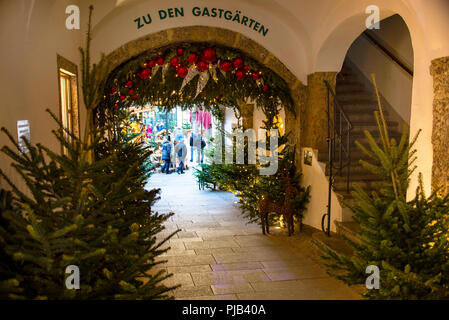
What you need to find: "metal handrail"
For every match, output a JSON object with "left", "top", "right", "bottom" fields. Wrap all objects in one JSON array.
[
  {"left": 321, "top": 80, "right": 353, "bottom": 237},
  {"left": 324, "top": 80, "right": 352, "bottom": 182}
]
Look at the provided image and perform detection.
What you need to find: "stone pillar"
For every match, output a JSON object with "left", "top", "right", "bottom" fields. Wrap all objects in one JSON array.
[
  {"left": 237, "top": 100, "right": 255, "bottom": 130},
  {"left": 430, "top": 56, "right": 449, "bottom": 195},
  {"left": 301, "top": 72, "right": 337, "bottom": 153},
  {"left": 285, "top": 84, "right": 308, "bottom": 169}
]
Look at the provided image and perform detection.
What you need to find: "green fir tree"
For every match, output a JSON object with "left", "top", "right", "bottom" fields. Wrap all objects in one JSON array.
[
  {"left": 0, "top": 5, "right": 179, "bottom": 299},
  {"left": 316, "top": 75, "right": 449, "bottom": 299},
  {"left": 197, "top": 112, "right": 310, "bottom": 233}
]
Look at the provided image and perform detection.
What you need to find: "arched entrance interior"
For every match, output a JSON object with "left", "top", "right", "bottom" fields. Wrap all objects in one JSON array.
[
  {"left": 323, "top": 14, "right": 414, "bottom": 224},
  {"left": 97, "top": 26, "right": 307, "bottom": 161},
  {"left": 93, "top": 27, "right": 310, "bottom": 236},
  {"left": 98, "top": 40, "right": 295, "bottom": 175},
  {"left": 101, "top": 40, "right": 294, "bottom": 127}
]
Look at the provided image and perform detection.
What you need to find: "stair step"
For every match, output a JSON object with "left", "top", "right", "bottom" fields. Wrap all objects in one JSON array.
[
  {"left": 325, "top": 165, "right": 368, "bottom": 176},
  {"left": 342, "top": 113, "right": 378, "bottom": 123},
  {"left": 337, "top": 73, "right": 361, "bottom": 83},
  {"left": 325, "top": 162, "right": 384, "bottom": 176},
  {"left": 312, "top": 231, "right": 354, "bottom": 257},
  {"left": 328, "top": 60, "right": 409, "bottom": 227},
  {"left": 336, "top": 87, "right": 366, "bottom": 95},
  {"left": 335, "top": 221, "right": 361, "bottom": 244},
  {"left": 339, "top": 196, "right": 358, "bottom": 208},
  {"left": 319, "top": 149, "right": 380, "bottom": 162},
  {"left": 350, "top": 130, "right": 403, "bottom": 140},
  {"left": 333, "top": 179, "right": 385, "bottom": 192},
  {"left": 336, "top": 82, "right": 365, "bottom": 91},
  {"left": 337, "top": 92, "right": 376, "bottom": 101},
  {"left": 337, "top": 102, "right": 379, "bottom": 111},
  {"left": 329, "top": 173, "right": 384, "bottom": 182},
  {"left": 350, "top": 123, "right": 399, "bottom": 134},
  {"left": 336, "top": 79, "right": 365, "bottom": 87},
  {"left": 350, "top": 120, "right": 397, "bottom": 126}
]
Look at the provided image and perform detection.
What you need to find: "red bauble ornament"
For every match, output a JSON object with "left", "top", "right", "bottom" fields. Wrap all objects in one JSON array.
[
  {"left": 233, "top": 57, "right": 244, "bottom": 69},
  {"left": 177, "top": 47, "right": 184, "bottom": 56},
  {"left": 156, "top": 56, "right": 164, "bottom": 65},
  {"left": 202, "top": 47, "right": 216, "bottom": 63},
  {"left": 110, "top": 87, "right": 117, "bottom": 95},
  {"left": 219, "top": 60, "right": 233, "bottom": 72},
  {"left": 129, "top": 89, "right": 134, "bottom": 95},
  {"left": 169, "top": 56, "right": 181, "bottom": 67},
  {"left": 133, "top": 94, "right": 139, "bottom": 100},
  {"left": 147, "top": 59, "right": 156, "bottom": 68},
  {"left": 125, "top": 80, "right": 133, "bottom": 88},
  {"left": 138, "top": 68, "right": 151, "bottom": 79},
  {"left": 197, "top": 60, "right": 209, "bottom": 72},
  {"left": 262, "top": 85, "right": 269, "bottom": 92},
  {"left": 252, "top": 72, "right": 260, "bottom": 80},
  {"left": 114, "top": 103, "right": 119, "bottom": 109},
  {"left": 235, "top": 69, "right": 246, "bottom": 80},
  {"left": 176, "top": 65, "right": 189, "bottom": 78},
  {"left": 244, "top": 65, "right": 250, "bottom": 72},
  {"left": 119, "top": 95, "right": 126, "bottom": 101},
  {"left": 186, "top": 53, "right": 199, "bottom": 64}
]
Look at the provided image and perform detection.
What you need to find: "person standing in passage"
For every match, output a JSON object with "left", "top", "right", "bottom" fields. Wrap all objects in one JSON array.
[
  {"left": 161, "top": 137, "right": 172, "bottom": 174},
  {"left": 175, "top": 138, "right": 187, "bottom": 174},
  {"left": 189, "top": 131, "right": 195, "bottom": 162},
  {"left": 192, "top": 130, "right": 203, "bottom": 163}
]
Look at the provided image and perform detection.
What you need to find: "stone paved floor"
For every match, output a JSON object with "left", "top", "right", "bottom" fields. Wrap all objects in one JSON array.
[{"left": 146, "top": 167, "right": 361, "bottom": 300}]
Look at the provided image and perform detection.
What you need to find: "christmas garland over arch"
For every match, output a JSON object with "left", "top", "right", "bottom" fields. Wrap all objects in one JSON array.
[{"left": 103, "top": 42, "right": 294, "bottom": 122}]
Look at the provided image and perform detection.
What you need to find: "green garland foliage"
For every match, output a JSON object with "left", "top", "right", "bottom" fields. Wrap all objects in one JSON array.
[
  {"left": 103, "top": 42, "right": 294, "bottom": 120},
  {"left": 198, "top": 123, "right": 311, "bottom": 232}
]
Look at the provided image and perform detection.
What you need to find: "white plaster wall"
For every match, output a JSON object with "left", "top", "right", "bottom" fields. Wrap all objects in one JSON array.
[
  {"left": 87, "top": 0, "right": 311, "bottom": 83},
  {"left": 347, "top": 36, "right": 413, "bottom": 123},
  {"left": 0, "top": 0, "right": 83, "bottom": 190},
  {"left": 312, "top": 0, "right": 449, "bottom": 197},
  {"left": 345, "top": 15, "right": 413, "bottom": 123},
  {"left": 87, "top": 0, "right": 449, "bottom": 196},
  {"left": 369, "top": 15, "right": 413, "bottom": 67},
  {"left": 301, "top": 148, "right": 342, "bottom": 232}
]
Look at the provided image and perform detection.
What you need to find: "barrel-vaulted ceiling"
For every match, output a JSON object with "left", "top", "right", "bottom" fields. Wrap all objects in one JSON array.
[{"left": 85, "top": 0, "right": 449, "bottom": 83}]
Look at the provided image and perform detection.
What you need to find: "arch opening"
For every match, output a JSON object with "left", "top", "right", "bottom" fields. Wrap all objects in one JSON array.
[{"left": 328, "top": 14, "right": 414, "bottom": 222}]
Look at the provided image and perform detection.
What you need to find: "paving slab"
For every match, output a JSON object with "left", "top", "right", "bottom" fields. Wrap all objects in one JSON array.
[
  {"left": 211, "top": 283, "right": 255, "bottom": 295},
  {"left": 211, "top": 262, "right": 264, "bottom": 271},
  {"left": 147, "top": 170, "right": 360, "bottom": 300},
  {"left": 191, "top": 270, "right": 270, "bottom": 286},
  {"left": 173, "top": 285, "right": 214, "bottom": 298}
]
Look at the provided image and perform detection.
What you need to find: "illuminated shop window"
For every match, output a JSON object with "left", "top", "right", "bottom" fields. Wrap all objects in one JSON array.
[{"left": 57, "top": 55, "right": 80, "bottom": 154}]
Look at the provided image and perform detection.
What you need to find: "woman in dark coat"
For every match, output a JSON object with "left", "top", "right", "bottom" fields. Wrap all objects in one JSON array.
[{"left": 161, "top": 138, "right": 171, "bottom": 174}]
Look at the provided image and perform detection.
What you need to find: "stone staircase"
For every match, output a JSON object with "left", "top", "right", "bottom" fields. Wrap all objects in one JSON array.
[{"left": 318, "top": 61, "right": 405, "bottom": 235}]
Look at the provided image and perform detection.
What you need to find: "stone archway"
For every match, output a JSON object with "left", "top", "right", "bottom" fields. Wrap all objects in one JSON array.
[{"left": 101, "top": 26, "right": 307, "bottom": 167}]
